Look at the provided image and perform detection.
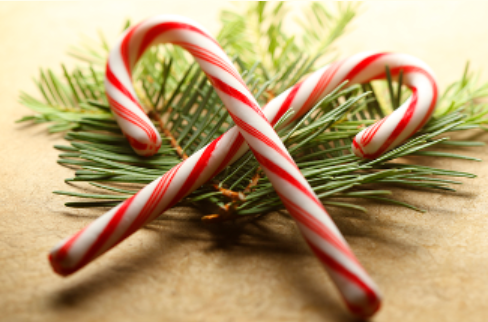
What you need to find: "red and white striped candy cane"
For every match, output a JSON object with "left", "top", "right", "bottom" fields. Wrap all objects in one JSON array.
[{"left": 49, "top": 15, "right": 438, "bottom": 317}]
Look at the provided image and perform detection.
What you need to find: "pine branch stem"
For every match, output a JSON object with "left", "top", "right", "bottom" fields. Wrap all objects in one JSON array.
[
  {"left": 135, "top": 84, "right": 190, "bottom": 160},
  {"left": 212, "top": 184, "right": 245, "bottom": 201},
  {"left": 243, "top": 167, "right": 262, "bottom": 193},
  {"left": 149, "top": 109, "right": 189, "bottom": 159}
]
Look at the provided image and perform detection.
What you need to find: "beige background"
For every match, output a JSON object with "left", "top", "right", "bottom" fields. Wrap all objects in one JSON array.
[{"left": 1, "top": 1, "right": 488, "bottom": 322}]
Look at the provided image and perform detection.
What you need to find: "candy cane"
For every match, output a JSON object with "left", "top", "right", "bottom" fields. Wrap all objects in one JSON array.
[{"left": 49, "top": 15, "right": 438, "bottom": 317}]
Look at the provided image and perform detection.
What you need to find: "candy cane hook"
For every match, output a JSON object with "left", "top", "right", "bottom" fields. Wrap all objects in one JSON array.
[{"left": 49, "top": 14, "right": 438, "bottom": 317}]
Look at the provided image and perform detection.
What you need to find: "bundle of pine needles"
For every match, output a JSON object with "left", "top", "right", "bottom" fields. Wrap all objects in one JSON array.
[{"left": 18, "top": 2, "right": 488, "bottom": 221}]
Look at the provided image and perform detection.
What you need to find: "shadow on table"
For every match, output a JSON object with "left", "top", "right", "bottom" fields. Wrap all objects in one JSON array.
[{"left": 48, "top": 201, "right": 431, "bottom": 322}]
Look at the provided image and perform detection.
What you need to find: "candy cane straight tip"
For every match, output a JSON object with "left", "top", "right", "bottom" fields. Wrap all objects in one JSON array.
[
  {"left": 49, "top": 252, "right": 72, "bottom": 276},
  {"left": 49, "top": 15, "right": 438, "bottom": 318}
]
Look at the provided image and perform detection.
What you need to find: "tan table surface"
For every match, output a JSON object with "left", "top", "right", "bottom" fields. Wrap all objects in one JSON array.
[{"left": 1, "top": 2, "right": 488, "bottom": 321}]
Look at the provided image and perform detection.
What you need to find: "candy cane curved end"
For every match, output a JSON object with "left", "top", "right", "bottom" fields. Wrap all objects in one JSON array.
[
  {"left": 348, "top": 53, "right": 439, "bottom": 159},
  {"left": 104, "top": 31, "right": 164, "bottom": 156}
]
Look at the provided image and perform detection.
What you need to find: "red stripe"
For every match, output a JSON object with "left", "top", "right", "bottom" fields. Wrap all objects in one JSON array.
[
  {"left": 174, "top": 41, "right": 247, "bottom": 89},
  {"left": 189, "top": 49, "right": 242, "bottom": 84},
  {"left": 282, "top": 195, "right": 380, "bottom": 316},
  {"left": 123, "top": 175, "right": 170, "bottom": 238},
  {"left": 361, "top": 116, "right": 388, "bottom": 146},
  {"left": 230, "top": 112, "right": 296, "bottom": 167},
  {"left": 373, "top": 87, "right": 418, "bottom": 157},
  {"left": 136, "top": 21, "right": 219, "bottom": 61},
  {"left": 305, "top": 240, "right": 380, "bottom": 317},
  {"left": 125, "top": 134, "right": 148, "bottom": 151},
  {"left": 147, "top": 162, "right": 182, "bottom": 219},
  {"left": 252, "top": 149, "right": 321, "bottom": 208},
  {"left": 342, "top": 53, "right": 389, "bottom": 82},
  {"left": 120, "top": 23, "right": 142, "bottom": 77},
  {"left": 107, "top": 95, "right": 158, "bottom": 143},
  {"left": 386, "top": 66, "right": 438, "bottom": 132},
  {"left": 73, "top": 194, "right": 138, "bottom": 272},
  {"left": 108, "top": 98, "right": 156, "bottom": 143},
  {"left": 108, "top": 97, "right": 156, "bottom": 142},
  {"left": 169, "top": 135, "right": 223, "bottom": 207},
  {"left": 208, "top": 132, "right": 246, "bottom": 179},
  {"left": 300, "top": 67, "right": 332, "bottom": 112},
  {"left": 371, "top": 65, "right": 438, "bottom": 120},
  {"left": 352, "top": 138, "right": 366, "bottom": 158},
  {"left": 277, "top": 192, "right": 354, "bottom": 260},
  {"left": 132, "top": 22, "right": 244, "bottom": 90},
  {"left": 208, "top": 75, "right": 266, "bottom": 121},
  {"left": 50, "top": 225, "right": 89, "bottom": 273},
  {"left": 106, "top": 63, "right": 142, "bottom": 110},
  {"left": 122, "top": 162, "right": 183, "bottom": 240},
  {"left": 298, "top": 60, "right": 344, "bottom": 119},
  {"left": 269, "top": 82, "right": 303, "bottom": 126}
]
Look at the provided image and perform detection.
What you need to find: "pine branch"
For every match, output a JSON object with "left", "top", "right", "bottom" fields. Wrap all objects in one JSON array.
[{"left": 18, "top": 2, "right": 488, "bottom": 222}]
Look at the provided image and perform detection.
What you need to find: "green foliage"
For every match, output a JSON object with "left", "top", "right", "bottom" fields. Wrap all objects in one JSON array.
[{"left": 18, "top": 2, "right": 488, "bottom": 219}]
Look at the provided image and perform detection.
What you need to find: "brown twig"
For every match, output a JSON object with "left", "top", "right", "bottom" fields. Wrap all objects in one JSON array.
[
  {"left": 213, "top": 184, "right": 245, "bottom": 202},
  {"left": 200, "top": 185, "right": 245, "bottom": 222},
  {"left": 243, "top": 167, "right": 262, "bottom": 193},
  {"left": 201, "top": 203, "right": 236, "bottom": 223},
  {"left": 136, "top": 84, "right": 189, "bottom": 160},
  {"left": 149, "top": 110, "right": 189, "bottom": 160}
]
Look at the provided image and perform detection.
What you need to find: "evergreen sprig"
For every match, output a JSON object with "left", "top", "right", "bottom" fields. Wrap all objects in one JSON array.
[{"left": 18, "top": 2, "right": 488, "bottom": 221}]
